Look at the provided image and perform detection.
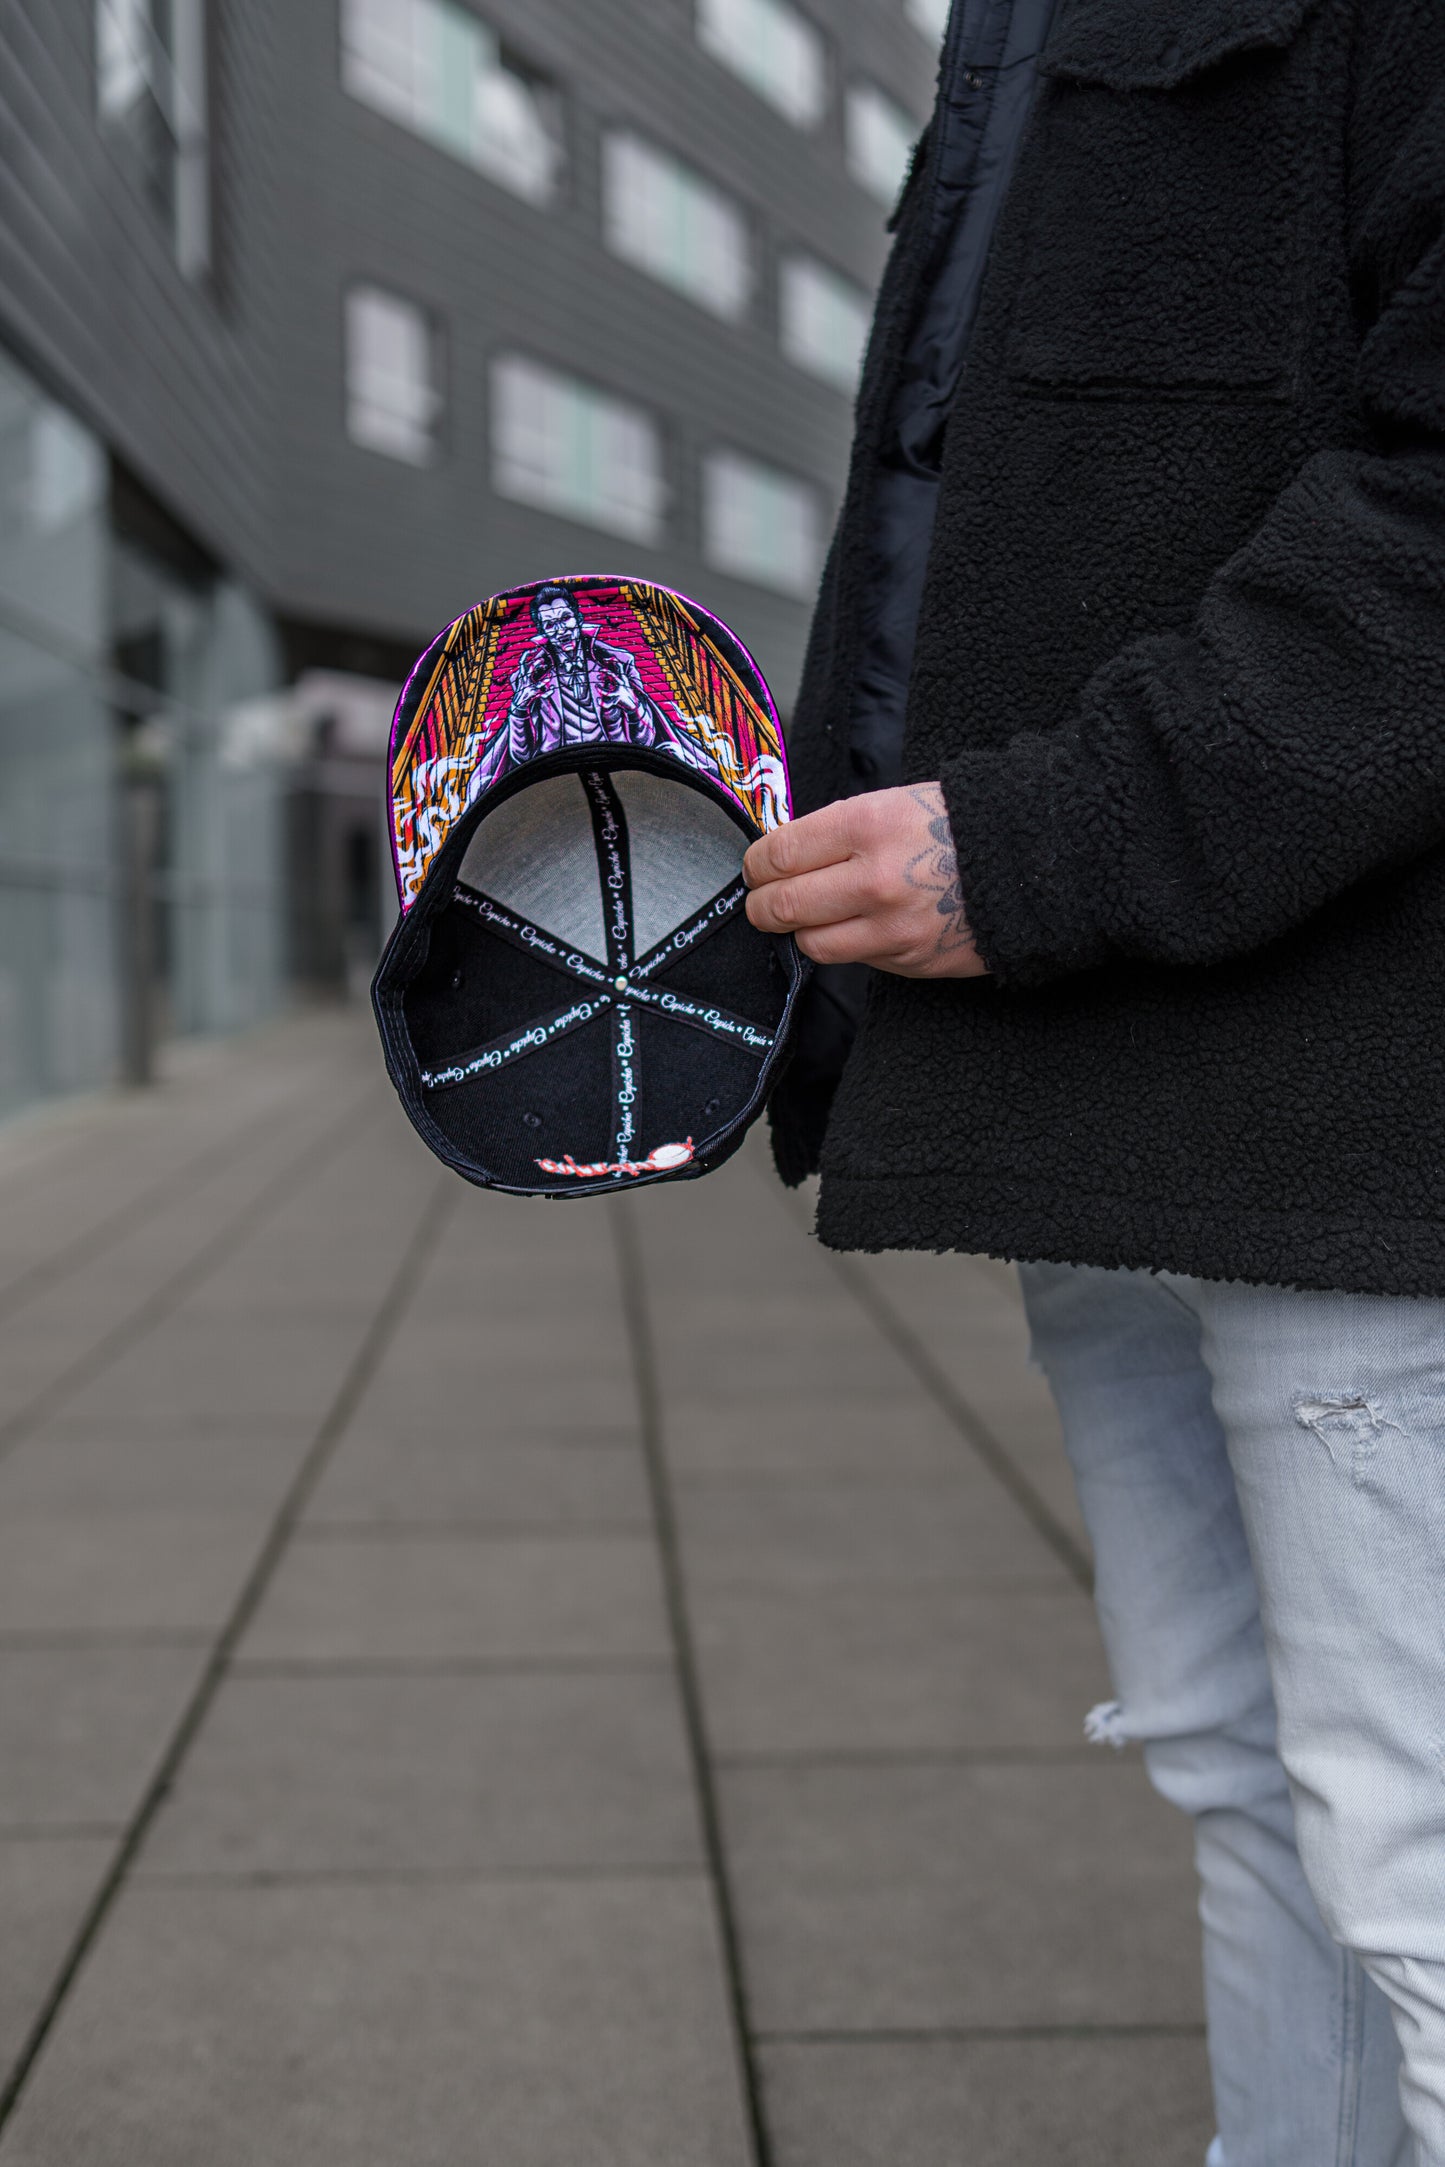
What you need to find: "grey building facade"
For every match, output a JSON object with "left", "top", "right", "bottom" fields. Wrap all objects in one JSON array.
[{"left": 0, "top": 0, "right": 939, "bottom": 1114}]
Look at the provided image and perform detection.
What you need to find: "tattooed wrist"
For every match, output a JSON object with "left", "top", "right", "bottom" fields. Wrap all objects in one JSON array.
[{"left": 903, "top": 785, "right": 975, "bottom": 957}]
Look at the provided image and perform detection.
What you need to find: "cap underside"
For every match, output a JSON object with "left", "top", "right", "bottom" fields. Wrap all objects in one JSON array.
[{"left": 396, "top": 759, "right": 791, "bottom": 1193}]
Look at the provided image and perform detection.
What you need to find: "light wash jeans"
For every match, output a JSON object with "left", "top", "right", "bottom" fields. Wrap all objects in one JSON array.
[{"left": 1018, "top": 1261, "right": 1445, "bottom": 2167}]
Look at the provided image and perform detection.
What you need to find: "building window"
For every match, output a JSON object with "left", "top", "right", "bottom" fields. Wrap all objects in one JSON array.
[
  {"left": 696, "top": 0, "right": 825, "bottom": 128},
  {"left": 602, "top": 135, "right": 751, "bottom": 322},
  {"left": 846, "top": 81, "right": 917, "bottom": 205},
  {"left": 340, "top": 0, "right": 561, "bottom": 206},
  {"left": 95, "top": 0, "right": 210, "bottom": 275},
  {"left": 906, "top": 0, "right": 950, "bottom": 40},
  {"left": 779, "top": 256, "right": 871, "bottom": 392},
  {"left": 702, "top": 450, "right": 820, "bottom": 599},
  {"left": 492, "top": 357, "right": 665, "bottom": 544},
  {"left": 345, "top": 287, "right": 442, "bottom": 465}
]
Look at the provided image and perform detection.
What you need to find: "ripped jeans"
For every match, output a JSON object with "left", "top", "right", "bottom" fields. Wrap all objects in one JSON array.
[{"left": 1019, "top": 1262, "right": 1445, "bottom": 2167}]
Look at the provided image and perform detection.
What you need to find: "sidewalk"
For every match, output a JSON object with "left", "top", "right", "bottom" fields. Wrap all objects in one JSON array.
[{"left": 0, "top": 1010, "right": 1212, "bottom": 2165}]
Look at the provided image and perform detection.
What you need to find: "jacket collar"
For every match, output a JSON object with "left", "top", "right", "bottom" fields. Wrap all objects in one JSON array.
[{"left": 1040, "top": 0, "right": 1322, "bottom": 89}]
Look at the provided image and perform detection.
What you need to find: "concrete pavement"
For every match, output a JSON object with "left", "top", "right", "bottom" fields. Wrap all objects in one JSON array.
[{"left": 0, "top": 1010, "right": 1212, "bottom": 2164}]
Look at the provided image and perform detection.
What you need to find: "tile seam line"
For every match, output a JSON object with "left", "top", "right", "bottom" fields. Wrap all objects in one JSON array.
[
  {"left": 610, "top": 1199, "right": 773, "bottom": 2167},
  {"left": 670, "top": 1573, "right": 1077, "bottom": 1594},
  {"left": 760, "top": 1165, "right": 1094, "bottom": 1592},
  {"left": 227, "top": 1656, "right": 677, "bottom": 1678},
  {"left": 0, "top": 1086, "right": 383, "bottom": 1470},
  {"left": 0, "top": 1826, "right": 128, "bottom": 1843},
  {"left": 290, "top": 1521, "right": 655, "bottom": 1543},
  {"left": 300, "top": 1518, "right": 657, "bottom": 1535},
  {"left": 129, "top": 1864, "right": 712, "bottom": 1889},
  {"left": 752, "top": 2022, "right": 1209, "bottom": 2044},
  {"left": 0, "top": 1167, "right": 455, "bottom": 2136},
  {"left": 0, "top": 1052, "right": 358, "bottom": 1328},
  {"left": 712, "top": 1746, "right": 1123, "bottom": 1768},
  {"left": 0, "top": 1633, "right": 215, "bottom": 1650}
]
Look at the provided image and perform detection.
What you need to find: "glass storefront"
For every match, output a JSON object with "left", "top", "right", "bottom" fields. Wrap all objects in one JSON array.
[{"left": 0, "top": 344, "right": 290, "bottom": 1117}]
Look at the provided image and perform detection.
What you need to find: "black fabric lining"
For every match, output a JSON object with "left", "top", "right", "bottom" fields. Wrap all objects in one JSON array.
[
  {"left": 848, "top": 0, "right": 1058, "bottom": 791},
  {"left": 627, "top": 980, "right": 772, "bottom": 1055},
  {"left": 457, "top": 873, "right": 750, "bottom": 994},
  {"left": 612, "top": 1001, "right": 639, "bottom": 1164},
  {"left": 583, "top": 770, "right": 633, "bottom": 976},
  {"left": 440, "top": 872, "right": 766, "bottom": 1103},
  {"left": 580, "top": 769, "right": 641, "bottom": 1167},
  {"left": 426, "top": 786, "right": 774, "bottom": 1170},
  {"left": 631, "top": 877, "right": 748, "bottom": 979},
  {"left": 420, "top": 992, "right": 614, "bottom": 1092},
  {"left": 451, "top": 886, "right": 611, "bottom": 988}
]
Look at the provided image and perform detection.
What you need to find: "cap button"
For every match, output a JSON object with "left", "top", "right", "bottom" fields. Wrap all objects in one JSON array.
[{"left": 613, "top": 975, "right": 628, "bottom": 991}]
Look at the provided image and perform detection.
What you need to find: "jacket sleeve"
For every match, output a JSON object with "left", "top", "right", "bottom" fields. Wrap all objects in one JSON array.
[{"left": 941, "top": 6, "right": 1445, "bottom": 987}]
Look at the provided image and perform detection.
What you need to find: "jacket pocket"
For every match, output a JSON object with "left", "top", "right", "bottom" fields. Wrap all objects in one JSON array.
[{"left": 1004, "top": 0, "right": 1326, "bottom": 398}]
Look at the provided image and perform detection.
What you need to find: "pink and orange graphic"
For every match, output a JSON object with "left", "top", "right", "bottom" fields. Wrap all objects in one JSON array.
[{"left": 388, "top": 577, "right": 790, "bottom": 909}]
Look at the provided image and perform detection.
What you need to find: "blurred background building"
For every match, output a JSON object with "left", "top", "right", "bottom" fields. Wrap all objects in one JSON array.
[{"left": 0, "top": 0, "right": 940, "bottom": 1115}]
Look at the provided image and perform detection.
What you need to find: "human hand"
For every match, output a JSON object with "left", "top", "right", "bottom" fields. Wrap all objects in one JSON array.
[{"left": 742, "top": 784, "right": 988, "bottom": 978}]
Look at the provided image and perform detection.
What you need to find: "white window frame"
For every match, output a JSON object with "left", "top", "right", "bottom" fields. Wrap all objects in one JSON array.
[
  {"left": 701, "top": 448, "right": 822, "bottom": 600},
  {"left": 601, "top": 133, "right": 751, "bottom": 322},
  {"left": 95, "top": 0, "right": 210, "bottom": 276},
  {"left": 845, "top": 79, "right": 919, "bottom": 206},
  {"left": 345, "top": 285, "right": 444, "bottom": 466},
  {"left": 778, "top": 253, "right": 872, "bottom": 393},
  {"left": 340, "top": 0, "right": 562, "bottom": 206},
  {"left": 695, "top": 0, "right": 826, "bottom": 128},
  {"left": 491, "top": 355, "right": 666, "bottom": 546}
]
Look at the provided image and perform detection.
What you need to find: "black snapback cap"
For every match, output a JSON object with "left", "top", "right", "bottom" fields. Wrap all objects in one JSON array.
[{"left": 372, "top": 573, "right": 807, "bottom": 1197}]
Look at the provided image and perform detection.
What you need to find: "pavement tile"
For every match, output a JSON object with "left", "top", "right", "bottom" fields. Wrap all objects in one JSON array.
[
  {"left": 974, "top": 1414, "right": 1091, "bottom": 1552},
  {"left": 664, "top": 1396, "right": 964, "bottom": 1480},
  {"left": 721, "top": 1759, "right": 1203, "bottom": 2032},
  {"left": 57, "top": 1318, "right": 363, "bottom": 1429},
  {"left": 0, "top": 1430, "right": 308, "bottom": 1513},
  {"left": 853, "top": 1247, "right": 1024, "bottom": 1343},
  {"left": 0, "top": 1118, "right": 360, "bottom": 1368},
  {"left": 0, "top": 1017, "right": 358, "bottom": 1287},
  {"left": 25, "top": 1408, "right": 316, "bottom": 1448},
  {"left": 695, "top": 1583, "right": 1109, "bottom": 1755},
  {"left": 652, "top": 1324, "right": 919, "bottom": 1405},
  {"left": 305, "top": 1428, "right": 650, "bottom": 1528},
  {"left": 354, "top": 1353, "right": 637, "bottom": 1431},
  {"left": 408, "top": 1273, "right": 624, "bottom": 1331},
  {"left": 239, "top": 1531, "right": 672, "bottom": 1665},
  {"left": 431, "top": 1189, "right": 620, "bottom": 1266},
  {"left": 845, "top": 1250, "right": 1093, "bottom": 1552},
  {"left": 0, "top": 1157, "right": 298, "bottom": 1352},
  {"left": 0, "top": 1839, "right": 115, "bottom": 2090},
  {"left": 336, "top": 1386, "right": 636, "bottom": 1451},
  {"left": 386, "top": 1314, "right": 630, "bottom": 1373},
  {"left": 0, "top": 1512, "right": 267, "bottom": 1636},
  {"left": 181, "top": 1177, "right": 428, "bottom": 1323},
  {"left": 180, "top": 1257, "right": 416, "bottom": 1322},
  {"left": 140, "top": 1670, "right": 701, "bottom": 1876},
  {"left": 758, "top": 2038, "right": 1213, "bottom": 2167},
  {"left": 734, "top": 1171, "right": 1094, "bottom": 1548},
  {"left": 0, "top": 1647, "right": 204, "bottom": 1830},
  {"left": 0, "top": 1878, "right": 755, "bottom": 2167},
  {"left": 675, "top": 1479, "right": 1069, "bottom": 1590},
  {"left": 0, "top": 1022, "right": 1207, "bottom": 2163}
]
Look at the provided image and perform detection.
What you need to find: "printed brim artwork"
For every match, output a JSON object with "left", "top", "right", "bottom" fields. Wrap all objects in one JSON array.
[{"left": 372, "top": 574, "right": 807, "bottom": 1198}]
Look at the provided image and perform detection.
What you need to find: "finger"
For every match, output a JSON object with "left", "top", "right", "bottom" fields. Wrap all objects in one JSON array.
[
  {"left": 742, "top": 800, "right": 857, "bottom": 888},
  {"left": 745, "top": 859, "right": 887, "bottom": 935},
  {"left": 794, "top": 917, "right": 900, "bottom": 968}
]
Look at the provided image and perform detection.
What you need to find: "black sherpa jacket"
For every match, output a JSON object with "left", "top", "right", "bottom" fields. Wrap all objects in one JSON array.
[{"left": 784, "top": 0, "right": 1445, "bottom": 1296}]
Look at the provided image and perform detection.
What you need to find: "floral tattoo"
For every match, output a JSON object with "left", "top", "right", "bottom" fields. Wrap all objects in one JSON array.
[{"left": 903, "top": 785, "right": 975, "bottom": 958}]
